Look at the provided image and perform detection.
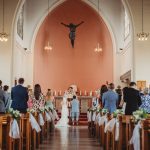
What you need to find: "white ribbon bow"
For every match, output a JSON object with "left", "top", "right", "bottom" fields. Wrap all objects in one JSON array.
[
  {"left": 29, "top": 113, "right": 41, "bottom": 132},
  {"left": 45, "top": 111, "right": 51, "bottom": 122},
  {"left": 130, "top": 121, "right": 141, "bottom": 150},
  {"left": 87, "top": 111, "right": 92, "bottom": 122},
  {"left": 53, "top": 110, "right": 59, "bottom": 120},
  {"left": 9, "top": 119, "right": 20, "bottom": 139},
  {"left": 104, "top": 118, "right": 120, "bottom": 141},
  {"left": 95, "top": 113, "right": 101, "bottom": 123},
  {"left": 38, "top": 113, "right": 45, "bottom": 126},
  {"left": 92, "top": 112, "right": 96, "bottom": 121},
  {"left": 49, "top": 111, "right": 55, "bottom": 121},
  {"left": 98, "top": 115, "right": 107, "bottom": 126}
]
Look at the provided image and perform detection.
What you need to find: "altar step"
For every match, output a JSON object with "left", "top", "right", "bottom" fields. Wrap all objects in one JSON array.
[{"left": 57, "top": 112, "right": 88, "bottom": 126}]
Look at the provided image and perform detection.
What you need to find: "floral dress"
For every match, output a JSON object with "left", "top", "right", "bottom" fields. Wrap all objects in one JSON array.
[
  {"left": 30, "top": 94, "right": 45, "bottom": 111},
  {"left": 140, "top": 95, "right": 150, "bottom": 113}
]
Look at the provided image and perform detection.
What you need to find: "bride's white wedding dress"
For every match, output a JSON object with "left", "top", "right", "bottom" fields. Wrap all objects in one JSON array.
[{"left": 55, "top": 97, "right": 70, "bottom": 127}]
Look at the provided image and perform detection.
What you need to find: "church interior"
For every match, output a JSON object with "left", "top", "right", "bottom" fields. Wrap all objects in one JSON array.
[{"left": 0, "top": 0, "right": 150, "bottom": 149}]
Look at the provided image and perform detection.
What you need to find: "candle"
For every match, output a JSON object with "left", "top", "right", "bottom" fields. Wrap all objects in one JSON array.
[
  {"left": 80, "top": 91, "right": 82, "bottom": 96},
  {"left": 90, "top": 91, "right": 92, "bottom": 96},
  {"left": 60, "top": 90, "right": 61, "bottom": 95},
  {"left": 54, "top": 90, "right": 56, "bottom": 96},
  {"left": 85, "top": 90, "right": 87, "bottom": 96}
]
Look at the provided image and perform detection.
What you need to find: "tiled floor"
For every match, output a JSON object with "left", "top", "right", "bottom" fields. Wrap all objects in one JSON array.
[{"left": 38, "top": 126, "right": 102, "bottom": 150}]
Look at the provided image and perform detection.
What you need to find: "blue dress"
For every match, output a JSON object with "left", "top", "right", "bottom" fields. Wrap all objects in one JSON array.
[{"left": 140, "top": 95, "right": 150, "bottom": 113}]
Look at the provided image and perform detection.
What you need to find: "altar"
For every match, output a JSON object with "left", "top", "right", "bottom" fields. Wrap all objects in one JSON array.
[{"left": 54, "top": 96, "right": 94, "bottom": 113}]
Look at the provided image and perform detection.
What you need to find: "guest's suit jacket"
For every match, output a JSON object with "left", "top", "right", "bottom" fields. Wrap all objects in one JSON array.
[
  {"left": 11, "top": 85, "right": 29, "bottom": 113},
  {"left": 71, "top": 99, "right": 79, "bottom": 113},
  {"left": 102, "top": 90, "right": 118, "bottom": 113},
  {"left": 124, "top": 87, "right": 141, "bottom": 115}
]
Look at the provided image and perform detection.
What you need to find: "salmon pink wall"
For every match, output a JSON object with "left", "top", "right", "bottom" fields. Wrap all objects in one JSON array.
[{"left": 34, "top": 0, "right": 113, "bottom": 93}]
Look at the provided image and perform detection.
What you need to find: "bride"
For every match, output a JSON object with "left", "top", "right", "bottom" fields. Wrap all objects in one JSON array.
[{"left": 55, "top": 95, "right": 70, "bottom": 127}]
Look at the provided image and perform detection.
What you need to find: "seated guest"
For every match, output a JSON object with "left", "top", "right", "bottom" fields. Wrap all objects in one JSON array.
[
  {"left": 102, "top": 83, "right": 118, "bottom": 113},
  {"left": 11, "top": 78, "right": 29, "bottom": 113},
  {"left": 3, "top": 85, "right": 11, "bottom": 111},
  {"left": 140, "top": 88, "right": 150, "bottom": 113},
  {"left": 30, "top": 84, "right": 45, "bottom": 111},
  {"left": 124, "top": 82, "right": 142, "bottom": 115},
  {"left": 45, "top": 89, "right": 55, "bottom": 110}
]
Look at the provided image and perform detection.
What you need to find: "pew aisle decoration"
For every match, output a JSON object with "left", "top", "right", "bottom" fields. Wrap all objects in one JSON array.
[
  {"left": 87, "top": 107, "right": 97, "bottom": 122},
  {"left": 38, "top": 107, "right": 45, "bottom": 126},
  {"left": 44, "top": 105, "right": 52, "bottom": 122},
  {"left": 27, "top": 108, "right": 41, "bottom": 132},
  {"left": 8, "top": 108, "right": 21, "bottom": 139},
  {"left": 130, "top": 109, "right": 149, "bottom": 150},
  {"left": 105, "top": 109, "right": 123, "bottom": 141}
]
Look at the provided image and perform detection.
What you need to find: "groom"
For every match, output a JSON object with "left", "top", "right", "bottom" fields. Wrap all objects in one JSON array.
[{"left": 71, "top": 95, "right": 80, "bottom": 125}]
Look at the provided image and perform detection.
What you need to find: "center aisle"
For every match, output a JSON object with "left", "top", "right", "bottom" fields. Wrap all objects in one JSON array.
[{"left": 38, "top": 126, "right": 101, "bottom": 150}]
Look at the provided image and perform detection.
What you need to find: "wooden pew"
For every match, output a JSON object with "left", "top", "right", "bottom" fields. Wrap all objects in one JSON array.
[
  {"left": 8, "top": 117, "right": 22, "bottom": 150},
  {"left": 0, "top": 115, "right": 10, "bottom": 150},
  {"left": 141, "top": 118, "right": 150, "bottom": 150},
  {"left": 20, "top": 113, "right": 31, "bottom": 150},
  {"left": 125, "top": 115, "right": 134, "bottom": 150}
]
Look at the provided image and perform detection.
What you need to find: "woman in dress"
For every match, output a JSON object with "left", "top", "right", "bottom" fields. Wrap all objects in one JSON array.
[
  {"left": 30, "top": 84, "right": 45, "bottom": 111},
  {"left": 140, "top": 88, "right": 150, "bottom": 113},
  {"left": 45, "top": 89, "right": 54, "bottom": 110},
  {"left": 55, "top": 95, "right": 70, "bottom": 127}
]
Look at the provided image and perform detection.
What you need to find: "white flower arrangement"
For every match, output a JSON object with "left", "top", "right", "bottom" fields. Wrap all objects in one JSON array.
[
  {"left": 102, "top": 108, "right": 108, "bottom": 114},
  {"left": 38, "top": 106, "right": 45, "bottom": 113},
  {"left": 8, "top": 108, "right": 21, "bottom": 119},
  {"left": 132, "top": 109, "right": 148, "bottom": 122},
  {"left": 27, "top": 108, "right": 36, "bottom": 114},
  {"left": 113, "top": 109, "right": 124, "bottom": 118}
]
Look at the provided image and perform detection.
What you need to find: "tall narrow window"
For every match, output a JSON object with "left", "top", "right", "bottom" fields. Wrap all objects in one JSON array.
[{"left": 124, "top": 10, "right": 130, "bottom": 39}]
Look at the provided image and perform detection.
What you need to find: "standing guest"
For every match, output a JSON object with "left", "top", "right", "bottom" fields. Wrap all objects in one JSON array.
[
  {"left": 45, "top": 89, "right": 55, "bottom": 110},
  {"left": 0, "top": 80, "right": 2, "bottom": 89},
  {"left": 30, "top": 84, "right": 45, "bottom": 111},
  {"left": 0, "top": 81, "right": 5, "bottom": 113},
  {"left": 102, "top": 83, "right": 118, "bottom": 113},
  {"left": 115, "top": 85, "right": 122, "bottom": 108},
  {"left": 92, "top": 95, "right": 99, "bottom": 109},
  {"left": 11, "top": 78, "right": 29, "bottom": 113},
  {"left": 124, "top": 82, "right": 141, "bottom": 115},
  {"left": 140, "top": 88, "right": 150, "bottom": 113},
  {"left": 3, "top": 85, "right": 11, "bottom": 111},
  {"left": 100, "top": 84, "right": 108, "bottom": 101},
  {"left": 71, "top": 95, "right": 80, "bottom": 125}
]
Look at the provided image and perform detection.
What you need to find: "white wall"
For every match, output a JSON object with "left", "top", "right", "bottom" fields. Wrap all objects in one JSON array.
[
  {"left": 0, "top": 0, "right": 19, "bottom": 87},
  {"left": 127, "top": 0, "right": 150, "bottom": 86},
  {"left": 3, "top": 0, "right": 149, "bottom": 89}
]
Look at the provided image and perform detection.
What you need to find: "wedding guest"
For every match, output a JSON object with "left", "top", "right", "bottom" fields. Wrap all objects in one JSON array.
[
  {"left": 124, "top": 82, "right": 141, "bottom": 115},
  {"left": 3, "top": 85, "right": 11, "bottom": 111},
  {"left": 100, "top": 84, "right": 108, "bottom": 100},
  {"left": 102, "top": 83, "right": 118, "bottom": 113},
  {"left": 0, "top": 80, "right": 2, "bottom": 89},
  {"left": 30, "top": 84, "right": 45, "bottom": 111},
  {"left": 45, "top": 89, "right": 55, "bottom": 110},
  {"left": 11, "top": 78, "right": 29, "bottom": 113},
  {"left": 140, "top": 88, "right": 150, "bottom": 113},
  {"left": 92, "top": 95, "right": 99, "bottom": 109},
  {"left": 115, "top": 85, "right": 122, "bottom": 108},
  {"left": 71, "top": 95, "right": 80, "bottom": 125}
]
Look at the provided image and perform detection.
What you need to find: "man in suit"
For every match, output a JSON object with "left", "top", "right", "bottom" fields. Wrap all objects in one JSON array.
[
  {"left": 0, "top": 80, "right": 5, "bottom": 113},
  {"left": 71, "top": 95, "right": 80, "bottom": 125},
  {"left": 102, "top": 83, "right": 118, "bottom": 113},
  {"left": 124, "top": 82, "right": 141, "bottom": 115},
  {"left": 11, "top": 78, "right": 29, "bottom": 113}
]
